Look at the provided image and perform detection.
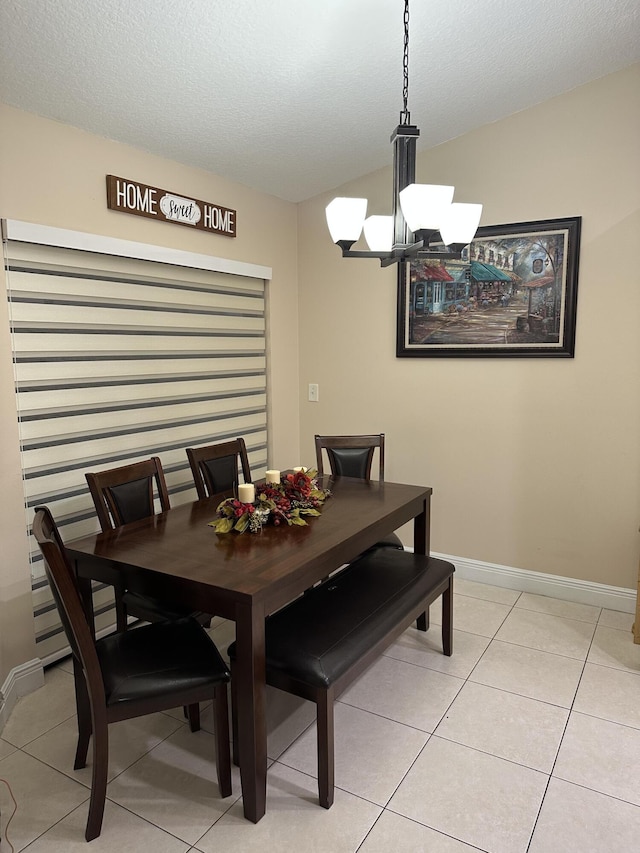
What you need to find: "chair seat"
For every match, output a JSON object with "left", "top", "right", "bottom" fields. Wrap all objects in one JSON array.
[
  {"left": 229, "top": 550, "right": 454, "bottom": 689},
  {"left": 97, "top": 617, "right": 229, "bottom": 706}
]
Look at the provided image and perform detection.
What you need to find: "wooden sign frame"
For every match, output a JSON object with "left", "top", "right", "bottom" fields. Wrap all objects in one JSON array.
[{"left": 106, "top": 175, "right": 236, "bottom": 237}]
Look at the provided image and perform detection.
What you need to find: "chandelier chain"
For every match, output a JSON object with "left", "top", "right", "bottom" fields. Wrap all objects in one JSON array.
[{"left": 400, "top": 0, "right": 411, "bottom": 125}]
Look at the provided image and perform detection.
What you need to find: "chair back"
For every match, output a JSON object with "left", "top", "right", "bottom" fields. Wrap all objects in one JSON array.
[
  {"left": 85, "top": 456, "right": 171, "bottom": 532},
  {"left": 186, "top": 438, "right": 252, "bottom": 499},
  {"left": 32, "top": 507, "right": 105, "bottom": 701},
  {"left": 315, "top": 434, "right": 386, "bottom": 481}
]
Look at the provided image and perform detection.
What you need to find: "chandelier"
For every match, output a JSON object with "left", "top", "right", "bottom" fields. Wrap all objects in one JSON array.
[{"left": 325, "top": 0, "right": 482, "bottom": 268}]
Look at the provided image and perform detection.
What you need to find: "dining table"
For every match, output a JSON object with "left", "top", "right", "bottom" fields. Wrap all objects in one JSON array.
[{"left": 65, "top": 474, "right": 433, "bottom": 823}]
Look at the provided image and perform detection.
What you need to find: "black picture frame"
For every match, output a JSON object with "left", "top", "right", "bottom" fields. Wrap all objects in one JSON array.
[{"left": 396, "top": 216, "right": 582, "bottom": 358}]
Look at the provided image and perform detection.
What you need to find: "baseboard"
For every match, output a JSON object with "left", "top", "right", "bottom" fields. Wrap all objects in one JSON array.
[
  {"left": 411, "top": 550, "right": 636, "bottom": 614},
  {"left": 444, "top": 552, "right": 638, "bottom": 613},
  {"left": 0, "top": 659, "right": 44, "bottom": 733}
]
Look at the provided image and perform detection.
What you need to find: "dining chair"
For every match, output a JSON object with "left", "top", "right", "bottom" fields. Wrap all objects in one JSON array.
[
  {"left": 314, "top": 434, "right": 403, "bottom": 550},
  {"left": 186, "top": 437, "right": 252, "bottom": 499},
  {"left": 33, "top": 506, "right": 232, "bottom": 842},
  {"left": 85, "top": 456, "right": 211, "bottom": 634}
]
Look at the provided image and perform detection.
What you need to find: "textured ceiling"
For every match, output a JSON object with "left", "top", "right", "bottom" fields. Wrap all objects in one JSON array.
[{"left": 1, "top": 0, "right": 639, "bottom": 202}]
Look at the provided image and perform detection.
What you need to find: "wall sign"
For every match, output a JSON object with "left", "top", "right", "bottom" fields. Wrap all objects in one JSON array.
[{"left": 106, "top": 175, "right": 236, "bottom": 237}]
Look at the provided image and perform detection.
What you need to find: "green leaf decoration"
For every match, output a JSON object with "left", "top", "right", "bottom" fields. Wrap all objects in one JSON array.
[
  {"left": 234, "top": 514, "right": 250, "bottom": 533},
  {"left": 290, "top": 515, "right": 308, "bottom": 525},
  {"left": 215, "top": 498, "right": 237, "bottom": 519},
  {"left": 210, "top": 517, "right": 234, "bottom": 533}
]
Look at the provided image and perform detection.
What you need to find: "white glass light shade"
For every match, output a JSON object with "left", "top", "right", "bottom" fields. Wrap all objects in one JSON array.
[
  {"left": 363, "top": 215, "right": 394, "bottom": 252},
  {"left": 439, "top": 203, "right": 483, "bottom": 246},
  {"left": 399, "top": 183, "right": 455, "bottom": 232},
  {"left": 325, "top": 197, "right": 368, "bottom": 243}
]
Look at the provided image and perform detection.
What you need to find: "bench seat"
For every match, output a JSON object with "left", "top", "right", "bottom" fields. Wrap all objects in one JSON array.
[{"left": 229, "top": 548, "right": 454, "bottom": 808}]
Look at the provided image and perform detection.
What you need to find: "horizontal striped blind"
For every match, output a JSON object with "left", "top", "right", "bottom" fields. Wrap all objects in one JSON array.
[{"left": 4, "top": 231, "right": 268, "bottom": 662}]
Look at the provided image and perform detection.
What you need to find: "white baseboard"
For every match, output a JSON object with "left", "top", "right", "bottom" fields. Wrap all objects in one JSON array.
[
  {"left": 0, "top": 659, "right": 44, "bottom": 733},
  {"left": 428, "top": 551, "right": 636, "bottom": 614}
]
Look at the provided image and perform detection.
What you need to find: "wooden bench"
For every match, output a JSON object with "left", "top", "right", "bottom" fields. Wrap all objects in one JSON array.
[{"left": 229, "top": 547, "right": 454, "bottom": 808}]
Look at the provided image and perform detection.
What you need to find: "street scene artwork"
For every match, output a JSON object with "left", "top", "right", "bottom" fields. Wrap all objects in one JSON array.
[{"left": 397, "top": 217, "right": 581, "bottom": 358}]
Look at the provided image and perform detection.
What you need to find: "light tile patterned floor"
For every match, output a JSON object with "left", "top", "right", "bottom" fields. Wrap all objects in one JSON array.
[{"left": 2, "top": 582, "right": 640, "bottom": 852}]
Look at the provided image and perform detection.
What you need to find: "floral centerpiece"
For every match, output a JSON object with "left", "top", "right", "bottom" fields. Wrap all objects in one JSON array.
[{"left": 210, "top": 469, "right": 330, "bottom": 534}]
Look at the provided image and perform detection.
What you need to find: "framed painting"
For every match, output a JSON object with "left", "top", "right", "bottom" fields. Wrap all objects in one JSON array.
[{"left": 396, "top": 216, "right": 582, "bottom": 358}]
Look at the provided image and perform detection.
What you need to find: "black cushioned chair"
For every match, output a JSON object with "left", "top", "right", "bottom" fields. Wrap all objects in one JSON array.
[
  {"left": 186, "top": 437, "right": 252, "bottom": 499},
  {"left": 315, "top": 434, "right": 404, "bottom": 551},
  {"left": 33, "top": 506, "right": 232, "bottom": 842},
  {"left": 229, "top": 548, "right": 454, "bottom": 809},
  {"left": 85, "top": 456, "right": 211, "bottom": 635}
]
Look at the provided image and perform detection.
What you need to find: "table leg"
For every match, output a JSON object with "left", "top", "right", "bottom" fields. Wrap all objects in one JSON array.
[
  {"left": 234, "top": 600, "right": 267, "bottom": 822},
  {"left": 414, "top": 495, "right": 431, "bottom": 557}
]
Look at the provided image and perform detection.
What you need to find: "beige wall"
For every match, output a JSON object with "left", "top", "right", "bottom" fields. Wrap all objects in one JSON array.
[
  {"left": 0, "top": 105, "right": 300, "bottom": 683},
  {"left": 298, "top": 64, "right": 640, "bottom": 589}
]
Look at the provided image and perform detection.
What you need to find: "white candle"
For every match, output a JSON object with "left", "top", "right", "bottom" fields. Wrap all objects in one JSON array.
[
  {"left": 293, "top": 467, "right": 307, "bottom": 473},
  {"left": 237, "top": 483, "right": 255, "bottom": 503},
  {"left": 265, "top": 469, "right": 280, "bottom": 484}
]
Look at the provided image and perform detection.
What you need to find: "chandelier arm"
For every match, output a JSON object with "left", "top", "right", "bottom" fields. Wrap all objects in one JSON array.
[
  {"left": 379, "top": 249, "right": 463, "bottom": 268},
  {"left": 341, "top": 250, "right": 397, "bottom": 261},
  {"left": 338, "top": 244, "right": 463, "bottom": 266}
]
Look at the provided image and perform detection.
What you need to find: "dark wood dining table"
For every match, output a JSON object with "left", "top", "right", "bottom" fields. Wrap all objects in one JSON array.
[{"left": 65, "top": 474, "right": 432, "bottom": 822}]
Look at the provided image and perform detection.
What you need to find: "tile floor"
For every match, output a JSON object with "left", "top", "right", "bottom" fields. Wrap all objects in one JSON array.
[{"left": 2, "top": 578, "right": 640, "bottom": 851}]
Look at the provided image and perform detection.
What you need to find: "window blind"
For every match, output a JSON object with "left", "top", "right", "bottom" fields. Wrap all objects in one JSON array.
[{"left": 3, "top": 225, "right": 269, "bottom": 662}]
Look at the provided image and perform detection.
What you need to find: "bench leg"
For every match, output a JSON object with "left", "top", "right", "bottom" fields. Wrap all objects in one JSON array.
[
  {"left": 416, "top": 610, "right": 429, "bottom": 632},
  {"left": 187, "top": 703, "right": 201, "bottom": 732},
  {"left": 442, "top": 577, "right": 453, "bottom": 656},
  {"left": 317, "top": 688, "right": 335, "bottom": 809}
]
